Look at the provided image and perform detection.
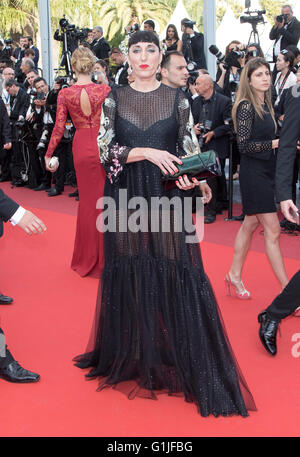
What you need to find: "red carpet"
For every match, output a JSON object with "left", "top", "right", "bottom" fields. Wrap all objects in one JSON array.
[{"left": 0, "top": 183, "right": 300, "bottom": 437}]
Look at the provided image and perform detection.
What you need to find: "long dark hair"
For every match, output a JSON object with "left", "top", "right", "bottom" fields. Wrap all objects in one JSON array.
[
  {"left": 232, "top": 57, "right": 276, "bottom": 132},
  {"left": 165, "top": 24, "right": 179, "bottom": 42}
]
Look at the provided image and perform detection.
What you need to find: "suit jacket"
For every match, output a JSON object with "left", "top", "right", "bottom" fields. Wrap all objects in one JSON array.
[
  {"left": 0, "top": 98, "right": 11, "bottom": 149},
  {"left": 269, "top": 17, "right": 300, "bottom": 61},
  {"left": 31, "top": 45, "right": 39, "bottom": 68},
  {"left": 114, "top": 62, "right": 129, "bottom": 86},
  {"left": 276, "top": 83, "right": 300, "bottom": 202},
  {"left": 9, "top": 87, "right": 29, "bottom": 121},
  {"left": 191, "top": 90, "right": 232, "bottom": 159},
  {"left": 0, "top": 188, "right": 19, "bottom": 237},
  {"left": 182, "top": 32, "right": 207, "bottom": 69},
  {"left": 91, "top": 37, "right": 110, "bottom": 61}
]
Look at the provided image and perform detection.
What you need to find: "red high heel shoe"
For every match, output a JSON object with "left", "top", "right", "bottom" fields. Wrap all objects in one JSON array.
[{"left": 225, "top": 273, "right": 251, "bottom": 300}]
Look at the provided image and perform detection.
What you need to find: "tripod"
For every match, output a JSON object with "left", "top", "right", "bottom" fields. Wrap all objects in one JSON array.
[
  {"left": 224, "top": 120, "right": 243, "bottom": 222},
  {"left": 55, "top": 30, "right": 72, "bottom": 77},
  {"left": 247, "top": 23, "right": 260, "bottom": 46}
]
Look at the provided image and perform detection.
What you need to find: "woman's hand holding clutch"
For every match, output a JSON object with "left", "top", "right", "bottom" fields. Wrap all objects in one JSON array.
[{"left": 143, "top": 148, "right": 182, "bottom": 175}]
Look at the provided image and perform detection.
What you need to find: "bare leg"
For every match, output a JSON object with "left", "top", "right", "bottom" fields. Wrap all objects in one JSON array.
[
  {"left": 229, "top": 215, "right": 259, "bottom": 285},
  {"left": 256, "top": 213, "right": 289, "bottom": 290}
]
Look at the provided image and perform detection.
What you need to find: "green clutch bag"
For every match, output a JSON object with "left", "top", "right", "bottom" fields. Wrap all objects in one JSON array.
[{"left": 161, "top": 149, "right": 221, "bottom": 181}]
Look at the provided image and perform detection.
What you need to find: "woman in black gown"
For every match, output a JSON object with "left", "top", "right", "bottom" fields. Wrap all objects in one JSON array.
[
  {"left": 74, "top": 31, "right": 256, "bottom": 417},
  {"left": 227, "top": 58, "right": 289, "bottom": 299}
]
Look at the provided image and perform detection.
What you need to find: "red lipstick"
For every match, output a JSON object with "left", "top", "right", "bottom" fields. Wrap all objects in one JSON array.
[{"left": 140, "top": 65, "right": 149, "bottom": 69}]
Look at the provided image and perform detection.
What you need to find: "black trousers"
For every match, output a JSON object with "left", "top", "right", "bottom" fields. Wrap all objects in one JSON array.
[
  {"left": 206, "top": 158, "right": 228, "bottom": 215},
  {"left": 266, "top": 270, "right": 300, "bottom": 322},
  {"left": 0, "top": 328, "right": 14, "bottom": 368}
]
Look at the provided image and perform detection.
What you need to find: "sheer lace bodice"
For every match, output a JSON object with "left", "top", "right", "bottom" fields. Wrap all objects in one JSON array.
[
  {"left": 46, "top": 83, "right": 111, "bottom": 158},
  {"left": 97, "top": 84, "right": 198, "bottom": 183},
  {"left": 236, "top": 100, "right": 275, "bottom": 161}
]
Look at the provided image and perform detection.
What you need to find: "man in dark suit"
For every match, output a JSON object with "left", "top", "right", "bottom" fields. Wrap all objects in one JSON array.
[
  {"left": 258, "top": 82, "right": 300, "bottom": 356},
  {"left": 5, "top": 78, "right": 30, "bottom": 186},
  {"left": 0, "top": 187, "right": 46, "bottom": 381},
  {"left": 192, "top": 73, "right": 231, "bottom": 223},
  {"left": 27, "top": 36, "right": 40, "bottom": 70},
  {"left": 269, "top": 5, "right": 300, "bottom": 81},
  {"left": 110, "top": 48, "right": 129, "bottom": 86},
  {"left": 181, "top": 18, "right": 207, "bottom": 70},
  {"left": 0, "top": 98, "right": 12, "bottom": 184},
  {"left": 91, "top": 26, "right": 110, "bottom": 61}
]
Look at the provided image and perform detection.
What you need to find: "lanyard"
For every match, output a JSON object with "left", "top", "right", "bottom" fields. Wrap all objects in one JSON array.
[{"left": 277, "top": 71, "right": 290, "bottom": 96}]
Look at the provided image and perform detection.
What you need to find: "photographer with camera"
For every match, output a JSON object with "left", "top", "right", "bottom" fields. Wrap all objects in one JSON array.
[
  {"left": 10, "top": 36, "right": 30, "bottom": 81},
  {"left": 215, "top": 41, "right": 246, "bottom": 102},
  {"left": 270, "top": 5, "right": 300, "bottom": 80},
  {"left": 0, "top": 39, "right": 13, "bottom": 62},
  {"left": 34, "top": 76, "right": 74, "bottom": 196},
  {"left": 91, "top": 26, "right": 110, "bottom": 62},
  {"left": 181, "top": 18, "right": 206, "bottom": 70},
  {"left": 4, "top": 78, "right": 30, "bottom": 186},
  {"left": 192, "top": 74, "right": 231, "bottom": 224},
  {"left": 245, "top": 43, "right": 264, "bottom": 62}
]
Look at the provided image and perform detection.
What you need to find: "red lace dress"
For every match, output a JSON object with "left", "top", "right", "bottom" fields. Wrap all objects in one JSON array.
[{"left": 46, "top": 83, "right": 111, "bottom": 278}]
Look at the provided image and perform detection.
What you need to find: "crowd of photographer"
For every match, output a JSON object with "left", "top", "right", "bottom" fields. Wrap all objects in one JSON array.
[{"left": 0, "top": 4, "right": 299, "bottom": 221}]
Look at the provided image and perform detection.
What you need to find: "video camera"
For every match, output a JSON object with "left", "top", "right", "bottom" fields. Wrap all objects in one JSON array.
[
  {"left": 57, "top": 16, "right": 89, "bottom": 41},
  {"left": 240, "top": 0, "right": 265, "bottom": 27}
]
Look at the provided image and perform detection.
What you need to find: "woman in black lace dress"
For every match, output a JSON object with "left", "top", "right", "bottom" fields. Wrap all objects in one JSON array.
[
  {"left": 227, "top": 58, "right": 289, "bottom": 299},
  {"left": 74, "top": 31, "right": 256, "bottom": 417}
]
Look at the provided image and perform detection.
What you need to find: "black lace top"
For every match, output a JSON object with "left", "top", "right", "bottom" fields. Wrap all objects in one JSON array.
[{"left": 236, "top": 100, "right": 275, "bottom": 161}]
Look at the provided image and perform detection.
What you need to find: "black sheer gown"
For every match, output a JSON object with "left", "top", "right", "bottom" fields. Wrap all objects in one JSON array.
[{"left": 74, "top": 84, "right": 256, "bottom": 417}]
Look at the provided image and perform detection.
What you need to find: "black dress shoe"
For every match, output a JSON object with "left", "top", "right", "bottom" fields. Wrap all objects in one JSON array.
[
  {"left": 234, "top": 214, "right": 245, "bottom": 221},
  {"left": 0, "top": 293, "right": 13, "bottom": 305},
  {"left": 0, "top": 361, "right": 40, "bottom": 383},
  {"left": 204, "top": 214, "right": 216, "bottom": 224},
  {"left": 258, "top": 311, "right": 279, "bottom": 356},
  {"left": 69, "top": 189, "right": 79, "bottom": 198},
  {"left": 48, "top": 188, "right": 62, "bottom": 197},
  {"left": 33, "top": 184, "right": 51, "bottom": 191}
]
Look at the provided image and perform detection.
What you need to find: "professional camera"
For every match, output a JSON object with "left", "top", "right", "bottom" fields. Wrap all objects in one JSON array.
[
  {"left": 182, "top": 19, "right": 196, "bottom": 29},
  {"left": 210, "top": 45, "right": 244, "bottom": 70},
  {"left": 276, "top": 14, "right": 288, "bottom": 24},
  {"left": 198, "top": 120, "right": 213, "bottom": 149},
  {"left": 125, "top": 23, "right": 140, "bottom": 35},
  {"left": 187, "top": 61, "right": 199, "bottom": 85},
  {"left": 55, "top": 76, "right": 70, "bottom": 89},
  {"left": 209, "top": 45, "right": 226, "bottom": 65},
  {"left": 226, "top": 49, "right": 245, "bottom": 68},
  {"left": 36, "top": 128, "right": 50, "bottom": 151},
  {"left": 57, "top": 17, "right": 89, "bottom": 41},
  {"left": 240, "top": 0, "right": 265, "bottom": 26}
]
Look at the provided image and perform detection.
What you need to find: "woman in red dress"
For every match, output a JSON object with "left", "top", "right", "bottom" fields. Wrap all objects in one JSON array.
[{"left": 46, "top": 48, "right": 111, "bottom": 277}]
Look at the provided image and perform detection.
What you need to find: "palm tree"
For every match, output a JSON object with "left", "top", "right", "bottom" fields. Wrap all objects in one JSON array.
[
  {"left": 96, "top": 0, "right": 175, "bottom": 42},
  {"left": 0, "top": 0, "right": 39, "bottom": 41}
]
